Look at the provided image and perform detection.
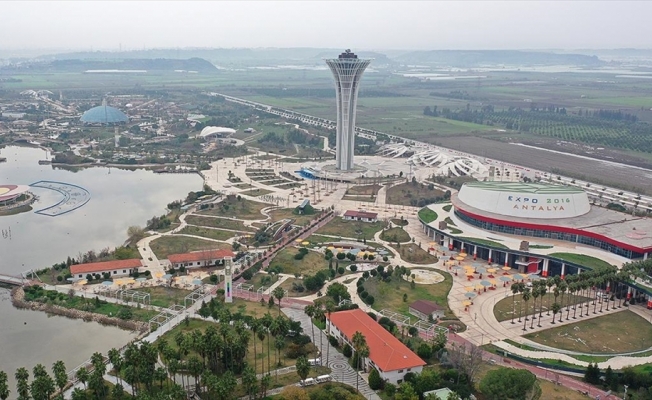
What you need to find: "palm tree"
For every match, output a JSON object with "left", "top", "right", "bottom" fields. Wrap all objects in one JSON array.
[
  {"left": 261, "top": 313, "right": 274, "bottom": 375},
  {"left": 521, "top": 288, "right": 531, "bottom": 331},
  {"left": 313, "top": 306, "right": 325, "bottom": 363},
  {"left": 52, "top": 360, "right": 67, "bottom": 397},
  {"left": 15, "top": 367, "right": 29, "bottom": 400},
  {"left": 272, "top": 286, "right": 285, "bottom": 316},
  {"left": 108, "top": 348, "right": 123, "bottom": 386},
  {"left": 295, "top": 356, "right": 311, "bottom": 383},
  {"left": 538, "top": 283, "right": 547, "bottom": 323},
  {"left": 530, "top": 287, "right": 539, "bottom": 329},
  {"left": 551, "top": 303, "right": 561, "bottom": 324},
  {"left": 558, "top": 282, "right": 567, "bottom": 323},
  {"left": 325, "top": 300, "right": 335, "bottom": 367},
  {"left": 352, "top": 331, "right": 368, "bottom": 393},
  {"left": 75, "top": 368, "right": 89, "bottom": 390},
  {"left": 515, "top": 283, "right": 525, "bottom": 323},
  {"left": 510, "top": 283, "right": 520, "bottom": 324},
  {"left": 0, "top": 371, "right": 9, "bottom": 400},
  {"left": 249, "top": 317, "right": 260, "bottom": 373},
  {"left": 304, "top": 305, "right": 317, "bottom": 355},
  {"left": 546, "top": 279, "right": 555, "bottom": 315}
]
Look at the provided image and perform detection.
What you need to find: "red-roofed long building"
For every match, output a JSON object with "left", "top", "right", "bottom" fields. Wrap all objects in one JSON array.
[
  {"left": 70, "top": 259, "right": 142, "bottom": 279},
  {"left": 167, "top": 249, "right": 235, "bottom": 269},
  {"left": 326, "top": 308, "right": 425, "bottom": 384}
]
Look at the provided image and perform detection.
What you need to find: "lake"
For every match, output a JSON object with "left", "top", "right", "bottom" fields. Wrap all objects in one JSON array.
[
  {"left": 0, "top": 145, "right": 203, "bottom": 386},
  {"left": 0, "top": 145, "right": 203, "bottom": 274}
]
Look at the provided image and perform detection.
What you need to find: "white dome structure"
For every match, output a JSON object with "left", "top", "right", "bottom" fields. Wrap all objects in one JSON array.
[
  {"left": 409, "top": 149, "right": 487, "bottom": 177},
  {"left": 199, "top": 126, "right": 236, "bottom": 139}
]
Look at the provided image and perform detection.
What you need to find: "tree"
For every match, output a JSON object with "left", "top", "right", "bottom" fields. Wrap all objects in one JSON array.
[
  {"left": 530, "top": 287, "right": 540, "bottom": 329},
  {"left": 15, "top": 367, "right": 30, "bottom": 400},
  {"left": 368, "top": 368, "right": 384, "bottom": 390},
  {"left": 0, "top": 371, "right": 9, "bottom": 400},
  {"left": 296, "top": 356, "right": 311, "bottom": 382},
  {"left": 326, "top": 282, "right": 350, "bottom": 304},
  {"left": 442, "top": 343, "right": 484, "bottom": 385},
  {"left": 52, "top": 360, "right": 67, "bottom": 396},
  {"left": 75, "top": 367, "right": 89, "bottom": 390},
  {"left": 71, "top": 388, "right": 88, "bottom": 400},
  {"left": 111, "top": 384, "right": 125, "bottom": 400},
  {"left": 352, "top": 331, "right": 369, "bottom": 392},
  {"left": 479, "top": 367, "right": 537, "bottom": 400},
  {"left": 551, "top": 302, "right": 561, "bottom": 324},
  {"left": 31, "top": 364, "right": 55, "bottom": 400},
  {"left": 242, "top": 366, "right": 258, "bottom": 400},
  {"left": 521, "top": 287, "right": 531, "bottom": 331},
  {"left": 272, "top": 287, "right": 285, "bottom": 315}
]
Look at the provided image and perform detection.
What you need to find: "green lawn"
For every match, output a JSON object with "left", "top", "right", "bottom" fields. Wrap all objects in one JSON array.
[
  {"left": 137, "top": 286, "right": 192, "bottom": 308},
  {"left": 363, "top": 268, "right": 454, "bottom": 318},
  {"left": 315, "top": 218, "right": 385, "bottom": 240},
  {"left": 390, "top": 243, "right": 438, "bottom": 265},
  {"left": 150, "top": 236, "right": 231, "bottom": 259},
  {"left": 418, "top": 208, "right": 438, "bottom": 223},
  {"left": 268, "top": 207, "right": 317, "bottom": 227},
  {"left": 524, "top": 310, "right": 652, "bottom": 354},
  {"left": 380, "top": 227, "right": 411, "bottom": 243},
  {"left": 240, "top": 188, "right": 275, "bottom": 197},
  {"left": 185, "top": 215, "right": 254, "bottom": 232},
  {"left": 196, "top": 198, "right": 268, "bottom": 220},
  {"left": 493, "top": 292, "right": 592, "bottom": 323},
  {"left": 177, "top": 226, "right": 237, "bottom": 241},
  {"left": 456, "top": 237, "right": 509, "bottom": 250},
  {"left": 268, "top": 247, "right": 335, "bottom": 276},
  {"left": 548, "top": 253, "right": 614, "bottom": 271}
]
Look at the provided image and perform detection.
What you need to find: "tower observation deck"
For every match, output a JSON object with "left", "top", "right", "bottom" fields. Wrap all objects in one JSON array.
[{"left": 325, "top": 50, "right": 371, "bottom": 171}]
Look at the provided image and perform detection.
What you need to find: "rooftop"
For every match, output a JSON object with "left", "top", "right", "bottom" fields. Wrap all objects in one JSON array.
[
  {"left": 80, "top": 104, "right": 129, "bottom": 124},
  {"left": 70, "top": 259, "right": 142, "bottom": 275},
  {"left": 464, "top": 181, "right": 584, "bottom": 194},
  {"left": 327, "top": 309, "right": 426, "bottom": 372},
  {"left": 168, "top": 249, "right": 235, "bottom": 264},
  {"left": 409, "top": 300, "right": 443, "bottom": 315},
  {"left": 344, "top": 210, "right": 378, "bottom": 219}
]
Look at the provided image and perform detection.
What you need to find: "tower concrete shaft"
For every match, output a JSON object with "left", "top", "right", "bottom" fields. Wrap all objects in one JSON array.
[{"left": 325, "top": 50, "right": 371, "bottom": 171}]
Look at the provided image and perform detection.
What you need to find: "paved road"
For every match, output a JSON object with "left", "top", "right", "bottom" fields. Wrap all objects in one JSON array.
[{"left": 282, "top": 308, "right": 381, "bottom": 400}]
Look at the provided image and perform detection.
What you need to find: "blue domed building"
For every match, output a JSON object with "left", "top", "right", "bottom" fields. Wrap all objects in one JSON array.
[{"left": 80, "top": 100, "right": 129, "bottom": 125}]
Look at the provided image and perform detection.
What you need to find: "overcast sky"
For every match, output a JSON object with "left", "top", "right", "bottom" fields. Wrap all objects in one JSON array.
[{"left": 1, "top": 1, "right": 650, "bottom": 51}]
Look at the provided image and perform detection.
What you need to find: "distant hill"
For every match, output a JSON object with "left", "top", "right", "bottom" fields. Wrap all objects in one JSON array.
[
  {"left": 40, "top": 57, "right": 218, "bottom": 73},
  {"left": 393, "top": 50, "right": 605, "bottom": 67}
]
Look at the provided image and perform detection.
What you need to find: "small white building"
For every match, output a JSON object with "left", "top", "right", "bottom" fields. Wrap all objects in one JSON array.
[
  {"left": 70, "top": 259, "right": 142, "bottom": 279},
  {"left": 343, "top": 210, "right": 378, "bottom": 223},
  {"left": 327, "top": 309, "right": 426, "bottom": 384}
]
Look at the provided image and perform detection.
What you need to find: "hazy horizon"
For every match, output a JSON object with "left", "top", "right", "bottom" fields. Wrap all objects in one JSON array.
[{"left": 1, "top": 1, "right": 651, "bottom": 52}]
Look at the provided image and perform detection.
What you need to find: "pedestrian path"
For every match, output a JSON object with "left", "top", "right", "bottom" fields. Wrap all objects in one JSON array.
[{"left": 282, "top": 308, "right": 380, "bottom": 400}]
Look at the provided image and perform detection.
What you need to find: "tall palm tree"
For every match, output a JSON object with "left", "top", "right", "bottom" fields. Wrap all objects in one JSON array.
[
  {"left": 108, "top": 348, "right": 124, "bottom": 386},
  {"left": 249, "top": 317, "right": 260, "bottom": 374},
  {"left": 546, "top": 279, "right": 555, "bottom": 315},
  {"left": 15, "top": 367, "right": 30, "bottom": 400},
  {"left": 521, "top": 288, "right": 531, "bottom": 331},
  {"left": 272, "top": 287, "right": 285, "bottom": 316},
  {"left": 538, "top": 283, "right": 547, "bottom": 322},
  {"left": 558, "top": 282, "right": 567, "bottom": 323},
  {"left": 352, "top": 331, "right": 368, "bottom": 393},
  {"left": 551, "top": 303, "right": 561, "bottom": 324},
  {"left": 52, "top": 360, "right": 67, "bottom": 397},
  {"left": 261, "top": 313, "right": 274, "bottom": 375},
  {"left": 304, "top": 305, "right": 316, "bottom": 356},
  {"left": 0, "top": 371, "right": 8, "bottom": 400},
  {"left": 530, "top": 287, "right": 539, "bottom": 329},
  {"left": 511, "top": 283, "right": 520, "bottom": 324},
  {"left": 314, "top": 306, "right": 325, "bottom": 363},
  {"left": 325, "top": 300, "right": 335, "bottom": 367}
]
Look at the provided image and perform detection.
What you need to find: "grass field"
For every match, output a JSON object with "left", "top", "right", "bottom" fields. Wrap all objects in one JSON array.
[
  {"left": 197, "top": 198, "right": 267, "bottom": 220},
  {"left": 493, "top": 292, "right": 592, "bottom": 323},
  {"left": 138, "top": 286, "right": 192, "bottom": 308},
  {"left": 547, "top": 253, "right": 615, "bottom": 271},
  {"left": 386, "top": 182, "right": 446, "bottom": 206},
  {"left": 363, "top": 268, "right": 454, "bottom": 318},
  {"left": 177, "top": 226, "right": 236, "bottom": 241},
  {"left": 185, "top": 215, "right": 255, "bottom": 232},
  {"left": 345, "top": 184, "right": 382, "bottom": 196},
  {"left": 268, "top": 208, "right": 316, "bottom": 227},
  {"left": 524, "top": 310, "right": 652, "bottom": 354},
  {"left": 315, "top": 218, "right": 385, "bottom": 240},
  {"left": 418, "top": 208, "right": 438, "bottom": 223},
  {"left": 268, "top": 247, "right": 333, "bottom": 276},
  {"left": 390, "top": 243, "right": 438, "bottom": 265},
  {"left": 150, "top": 236, "right": 231, "bottom": 259},
  {"left": 379, "top": 227, "right": 411, "bottom": 243}
]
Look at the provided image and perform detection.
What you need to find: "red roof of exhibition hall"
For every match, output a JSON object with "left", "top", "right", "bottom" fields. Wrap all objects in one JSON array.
[
  {"left": 327, "top": 309, "right": 426, "bottom": 372},
  {"left": 167, "top": 249, "right": 235, "bottom": 264},
  {"left": 70, "top": 259, "right": 142, "bottom": 275},
  {"left": 343, "top": 210, "right": 378, "bottom": 219}
]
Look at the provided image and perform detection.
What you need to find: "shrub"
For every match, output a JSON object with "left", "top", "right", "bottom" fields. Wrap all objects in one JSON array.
[
  {"left": 362, "top": 271, "right": 369, "bottom": 279},
  {"left": 241, "top": 269, "right": 254, "bottom": 280},
  {"left": 210, "top": 274, "right": 218, "bottom": 283},
  {"left": 336, "top": 252, "right": 346, "bottom": 260},
  {"left": 367, "top": 312, "right": 377, "bottom": 321},
  {"left": 357, "top": 286, "right": 365, "bottom": 294},
  {"left": 56, "top": 276, "right": 63, "bottom": 282},
  {"left": 365, "top": 295, "right": 375, "bottom": 305},
  {"left": 360, "top": 291, "right": 368, "bottom": 299},
  {"left": 328, "top": 335, "right": 339, "bottom": 347},
  {"left": 368, "top": 368, "right": 384, "bottom": 390},
  {"left": 383, "top": 256, "right": 389, "bottom": 262},
  {"left": 343, "top": 344, "right": 352, "bottom": 358},
  {"left": 349, "top": 264, "right": 358, "bottom": 272},
  {"left": 417, "top": 343, "right": 433, "bottom": 360},
  {"left": 384, "top": 383, "right": 396, "bottom": 397},
  {"left": 337, "top": 267, "right": 345, "bottom": 275}
]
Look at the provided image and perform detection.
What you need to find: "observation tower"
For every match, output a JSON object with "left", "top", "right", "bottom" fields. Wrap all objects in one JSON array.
[{"left": 325, "top": 50, "right": 371, "bottom": 170}]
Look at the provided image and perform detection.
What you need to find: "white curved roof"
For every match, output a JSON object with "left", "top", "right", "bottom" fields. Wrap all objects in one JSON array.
[
  {"left": 200, "top": 126, "right": 236, "bottom": 138},
  {"left": 408, "top": 149, "right": 487, "bottom": 177}
]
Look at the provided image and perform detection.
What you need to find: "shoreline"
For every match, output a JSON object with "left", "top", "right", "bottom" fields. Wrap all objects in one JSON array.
[{"left": 10, "top": 286, "right": 149, "bottom": 333}]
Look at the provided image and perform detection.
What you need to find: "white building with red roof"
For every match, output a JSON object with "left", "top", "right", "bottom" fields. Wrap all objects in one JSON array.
[
  {"left": 326, "top": 308, "right": 426, "bottom": 384},
  {"left": 343, "top": 210, "right": 378, "bottom": 223},
  {"left": 70, "top": 259, "right": 142, "bottom": 279},
  {"left": 167, "top": 249, "right": 235, "bottom": 269}
]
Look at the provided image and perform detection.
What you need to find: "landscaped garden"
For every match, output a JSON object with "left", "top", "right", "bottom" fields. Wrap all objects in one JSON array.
[
  {"left": 493, "top": 292, "right": 592, "bottom": 323},
  {"left": 268, "top": 247, "right": 335, "bottom": 276},
  {"left": 177, "top": 226, "right": 236, "bottom": 241},
  {"left": 379, "top": 227, "right": 411, "bottom": 243},
  {"left": 548, "top": 252, "right": 614, "bottom": 271},
  {"left": 418, "top": 207, "right": 438, "bottom": 223},
  {"left": 150, "top": 236, "right": 231, "bottom": 259},
  {"left": 389, "top": 243, "right": 438, "bottom": 264},
  {"left": 386, "top": 181, "right": 447, "bottom": 207},
  {"left": 314, "top": 218, "right": 385, "bottom": 240},
  {"left": 185, "top": 215, "right": 254, "bottom": 232},
  {"left": 197, "top": 197, "right": 267, "bottom": 220},
  {"left": 456, "top": 237, "right": 509, "bottom": 250},
  {"left": 524, "top": 310, "right": 652, "bottom": 354}
]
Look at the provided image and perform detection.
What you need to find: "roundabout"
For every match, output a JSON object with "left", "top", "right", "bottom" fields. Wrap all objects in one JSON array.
[{"left": 402, "top": 268, "right": 444, "bottom": 285}]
